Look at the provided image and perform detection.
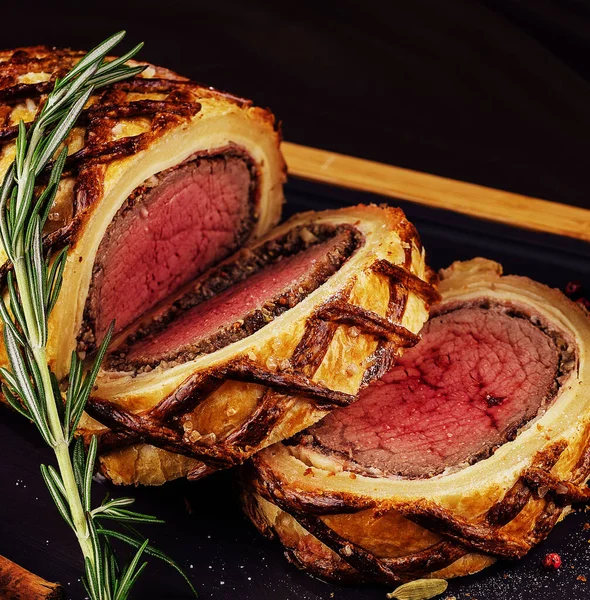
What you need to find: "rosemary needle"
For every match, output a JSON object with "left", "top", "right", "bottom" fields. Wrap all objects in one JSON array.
[{"left": 0, "top": 32, "right": 195, "bottom": 599}]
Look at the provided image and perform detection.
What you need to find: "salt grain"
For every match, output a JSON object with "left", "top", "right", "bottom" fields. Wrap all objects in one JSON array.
[
  {"left": 112, "top": 123, "right": 124, "bottom": 137},
  {"left": 189, "top": 430, "right": 202, "bottom": 443},
  {"left": 346, "top": 363, "right": 359, "bottom": 376}
]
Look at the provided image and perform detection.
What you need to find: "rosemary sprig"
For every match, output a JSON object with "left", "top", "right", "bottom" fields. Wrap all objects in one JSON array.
[{"left": 0, "top": 32, "right": 195, "bottom": 599}]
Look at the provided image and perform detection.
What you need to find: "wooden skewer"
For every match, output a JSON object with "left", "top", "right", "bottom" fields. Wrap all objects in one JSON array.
[
  {"left": 0, "top": 555, "right": 63, "bottom": 600},
  {"left": 282, "top": 142, "right": 590, "bottom": 244}
]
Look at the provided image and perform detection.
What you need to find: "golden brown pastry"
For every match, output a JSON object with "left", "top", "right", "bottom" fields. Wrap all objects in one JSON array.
[{"left": 240, "top": 258, "right": 590, "bottom": 583}]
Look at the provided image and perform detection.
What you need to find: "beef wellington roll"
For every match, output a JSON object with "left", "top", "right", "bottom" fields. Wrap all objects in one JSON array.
[
  {"left": 240, "top": 258, "right": 590, "bottom": 583},
  {"left": 0, "top": 45, "right": 284, "bottom": 373}
]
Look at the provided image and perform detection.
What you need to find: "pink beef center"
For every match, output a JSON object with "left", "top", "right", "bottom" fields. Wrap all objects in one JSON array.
[
  {"left": 92, "top": 156, "right": 252, "bottom": 339},
  {"left": 126, "top": 237, "right": 344, "bottom": 362},
  {"left": 309, "top": 306, "right": 560, "bottom": 478}
]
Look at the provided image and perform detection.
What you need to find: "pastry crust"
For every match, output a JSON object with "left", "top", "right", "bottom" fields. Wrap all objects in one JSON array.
[
  {"left": 240, "top": 258, "right": 590, "bottom": 583},
  {"left": 0, "top": 46, "right": 285, "bottom": 378},
  {"left": 84, "top": 205, "right": 435, "bottom": 484}
]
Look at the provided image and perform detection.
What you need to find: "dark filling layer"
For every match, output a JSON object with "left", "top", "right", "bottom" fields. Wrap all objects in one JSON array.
[
  {"left": 106, "top": 224, "right": 363, "bottom": 373},
  {"left": 302, "top": 300, "right": 576, "bottom": 479},
  {"left": 78, "top": 146, "right": 258, "bottom": 354}
]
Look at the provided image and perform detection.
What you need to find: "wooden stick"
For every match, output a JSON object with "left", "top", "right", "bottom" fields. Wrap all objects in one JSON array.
[
  {"left": 282, "top": 142, "right": 590, "bottom": 243},
  {"left": 0, "top": 555, "right": 64, "bottom": 600}
]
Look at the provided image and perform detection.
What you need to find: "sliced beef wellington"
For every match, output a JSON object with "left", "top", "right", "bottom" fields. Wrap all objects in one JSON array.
[
  {"left": 241, "top": 258, "right": 590, "bottom": 584},
  {"left": 80, "top": 205, "right": 436, "bottom": 485},
  {"left": 0, "top": 46, "right": 285, "bottom": 378}
]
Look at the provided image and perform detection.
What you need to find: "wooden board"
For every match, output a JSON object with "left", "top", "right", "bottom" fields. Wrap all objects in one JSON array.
[{"left": 282, "top": 142, "right": 590, "bottom": 243}]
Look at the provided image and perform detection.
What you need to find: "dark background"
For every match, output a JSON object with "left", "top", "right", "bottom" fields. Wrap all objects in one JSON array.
[
  {"left": 2, "top": 2, "right": 590, "bottom": 600},
  {"left": 3, "top": 0, "right": 590, "bottom": 209}
]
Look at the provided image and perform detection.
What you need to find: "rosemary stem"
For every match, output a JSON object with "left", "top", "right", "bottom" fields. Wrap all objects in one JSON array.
[
  {"left": 0, "top": 35, "right": 195, "bottom": 598},
  {"left": 13, "top": 257, "right": 94, "bottom": 563},
  {"left": 54, "top": 439, "right": 94, "bottom": 560},
  {"left": 36, "top": 346, "right": 94, "bottom": 562}
]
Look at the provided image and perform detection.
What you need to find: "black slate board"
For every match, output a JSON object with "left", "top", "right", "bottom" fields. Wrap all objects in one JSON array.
[{"left": 1, "top": 178, "right": 589, "bottom": 600}]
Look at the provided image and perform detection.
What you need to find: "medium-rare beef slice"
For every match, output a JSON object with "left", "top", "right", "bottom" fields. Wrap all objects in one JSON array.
[
  {"left": 306, "top": 301, "right": 573, "bottom": 478},
  {"left": 80, "top": 148, "right": 257, "bottom": 351},
  {"left": 107, "top": 224, "right": 362, "bottom": 372}
]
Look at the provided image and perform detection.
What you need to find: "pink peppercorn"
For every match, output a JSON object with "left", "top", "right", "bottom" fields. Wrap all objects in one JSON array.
[{"left": 543, "top": 553, "right": 562, "bottom": 570}]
